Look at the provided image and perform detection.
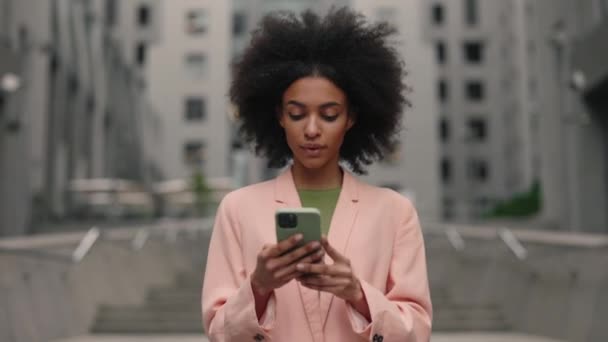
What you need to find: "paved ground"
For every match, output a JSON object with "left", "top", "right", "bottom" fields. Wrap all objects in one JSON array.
[{"left": 56, "top": 333, "right": 564, "bottom": 342}]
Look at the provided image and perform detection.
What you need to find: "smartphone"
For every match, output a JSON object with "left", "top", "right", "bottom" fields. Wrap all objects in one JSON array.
[{"left": 275, "top": 207, "right": 322, "bottom": 252}]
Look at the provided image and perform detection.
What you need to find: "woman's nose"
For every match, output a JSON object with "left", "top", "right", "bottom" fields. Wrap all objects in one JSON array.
[{"left": 304, "top": 116, "right": 321, "bottom": 138}]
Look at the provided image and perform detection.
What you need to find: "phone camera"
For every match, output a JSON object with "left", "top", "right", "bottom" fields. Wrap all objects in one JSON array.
[{"left": 278, "top": 213, "right": 298, "bottom": 228}]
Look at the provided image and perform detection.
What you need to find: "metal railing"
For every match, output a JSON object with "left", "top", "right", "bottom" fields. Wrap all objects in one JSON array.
[
  {"left": 0, "top": 217, "right": 215, "bottom": 264},
  {"left": 424, "top": 221, "right": 608, "bottom": 260}
]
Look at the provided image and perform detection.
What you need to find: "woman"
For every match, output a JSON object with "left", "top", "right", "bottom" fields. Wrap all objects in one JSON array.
[{"left": 202, "top": 7, "right": 432, "bottom": 342}]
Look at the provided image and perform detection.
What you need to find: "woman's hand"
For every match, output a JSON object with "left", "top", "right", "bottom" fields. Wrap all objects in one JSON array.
[
  {"left": 251, "top": 234, "right": 325, "bottom": 297},
  {"left": 295, "top": 236, "right": 371, "bottom": 320}
]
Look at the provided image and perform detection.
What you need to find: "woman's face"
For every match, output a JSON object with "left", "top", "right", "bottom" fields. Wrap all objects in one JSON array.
[{"left": 279, "top": 76, "right": 354, "bottom": 172}]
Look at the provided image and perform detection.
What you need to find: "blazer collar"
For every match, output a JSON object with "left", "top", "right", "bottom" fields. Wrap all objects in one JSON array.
[
  {"left": 274, "top": 165, "right": 361, "bottom": 331},
  {"left": 273, "top": 165, "right": 360, "bottom": 205}
]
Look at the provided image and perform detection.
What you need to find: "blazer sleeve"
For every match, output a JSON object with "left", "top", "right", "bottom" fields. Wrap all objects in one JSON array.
[
  {"left": 346, "top": 200, "right": 433, "bottom": 342},
  {"left": 202, "top": 193, "right": 276, "bottom": 341}
]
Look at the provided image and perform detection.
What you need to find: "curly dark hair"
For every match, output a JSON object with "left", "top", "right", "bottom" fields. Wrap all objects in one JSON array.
[{"left": 230, "top": 7, "right": 408, "bottom": 174}]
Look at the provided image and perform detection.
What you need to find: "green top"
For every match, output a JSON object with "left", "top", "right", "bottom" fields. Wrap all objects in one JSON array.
[{"left": 298, "top": 188, "right": 341, "bottom": 236}]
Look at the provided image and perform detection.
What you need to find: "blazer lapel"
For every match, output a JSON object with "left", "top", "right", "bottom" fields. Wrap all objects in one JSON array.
[
  {"left": 320, "top": 170, "right": 359, "bottom": 329},
  {"left": 274, "top": 167, "right": 325, "bottom": 339},
  {"left": 274, "top": 167, "right": 361, "bottom": 335}
]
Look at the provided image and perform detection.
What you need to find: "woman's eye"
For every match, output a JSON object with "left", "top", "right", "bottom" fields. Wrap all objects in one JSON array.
[
  {"left": 322, "top": 113, "right": 339, "bottom": 122},
  {"left": 288, "top": 113, "right": 305, "bottom": 120}
]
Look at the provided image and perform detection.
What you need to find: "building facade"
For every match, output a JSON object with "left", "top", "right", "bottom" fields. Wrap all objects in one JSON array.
[
  {"left": 425, "top": 0, "right": 538, "bottom": 221},
  {"left": 0, "top": 0, "right": 162, "bottom": 236},
  {"left": 147, "top": 0, "right": 231, "bottom": 182},
  {"left": 528, "top": 0, "right": 608, "bottom": 232}
]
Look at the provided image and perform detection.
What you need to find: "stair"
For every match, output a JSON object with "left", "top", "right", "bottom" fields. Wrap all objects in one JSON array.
[
  {"left": 431, "top": 287, "right": 511, "bottom": 332},
  {"left": 91, "top": 272, "right": 510, "bottom": 334},
  {"left": 90, "top": 273, "right": 203, "bottom": 334}
]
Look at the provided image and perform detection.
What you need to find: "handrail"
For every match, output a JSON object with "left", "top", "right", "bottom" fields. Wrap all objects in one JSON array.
[
  {"left": 423, "top": 222, "right": 608, "bottom": 249},
  {"left": 0, "top": 217, "right": 215, "bottom": 262},
  {"left": 131, "top": 228, "right": 150, "bottom": 251},
  {"left": 0, "top": 227, "right": 101, "bottom": 264},
  {"left": 498, "top": 228, "right": 528, "bottom": 260},
  {"left": 72, "top": 227, "right": 101, "bottom": 262},
  {"left": 445, "top": 226, "right": 465, "bottom": 251}
]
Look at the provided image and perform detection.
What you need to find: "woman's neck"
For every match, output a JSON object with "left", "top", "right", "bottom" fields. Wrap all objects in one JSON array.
[{"left": 291, "top": 163, "right": 343, "bottom": 190}]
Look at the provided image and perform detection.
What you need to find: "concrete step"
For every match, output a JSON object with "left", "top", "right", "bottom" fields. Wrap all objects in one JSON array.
[
  {"left": 90, "top": 321, "right": 204, "bottom": 334},
  {"left": 96, "top": 306, "right": 199, "bottom": 319},
  {"left": 433, "top": 303, "right": 510, "bottom": 332},
  {"left": 175, "top": 273, "right": 202, "bottom": 288},
  {"left": 432, "top": 317, "right": 511, "bottom": 332}
]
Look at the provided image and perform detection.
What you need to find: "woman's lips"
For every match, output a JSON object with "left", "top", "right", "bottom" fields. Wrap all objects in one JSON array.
[{"left": 301, "top": 144, "right": 325, "bottom": 157}]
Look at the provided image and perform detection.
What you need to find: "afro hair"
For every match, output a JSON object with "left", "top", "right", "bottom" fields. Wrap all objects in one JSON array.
[{"left": 230, "top": 7, "right": 409, "bottom": 174}]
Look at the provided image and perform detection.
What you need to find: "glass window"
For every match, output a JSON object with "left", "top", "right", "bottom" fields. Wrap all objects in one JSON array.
[
  {"left": 464, "top": 41, "right": 483, "bottom": 63},
  {"left": 185, "top": 97, "right": 206, "bottom": 121},
  {"left": 0, "top": 94, "right": 5, "bottom": 116},
  {"left": 135, "top": 42, "right": 146, "bottom": 66},
  {"left": 105, "top": 0, "right": 116, "bottom": 27},
  {"left": 468, "top": 159, "right": 489, "bottom": 182},
  {"left": 184, "top": 141, "right": 206, "bottom": 166},
  {"left": 467, "top": 117, "right": 486, "bottom": 141},
  {"left": 441, "top": 158, "right": 452, "bottom": 183},
  {"left": 432, "top": 4, "right": 444, "bottom": 25},
  {"left": 465, "top": 80, "right": 484, "bottom": 101},
  {"left": 184, "top": 53, "right": 207, "bottom": 80},
  {"left": 137, "top": 5, "right": 151, "bottom": 27},
  {"left": 436, "top": 41, "right": 447, "bottom": 64},
  {"left": 186, "top": 9, "right": 208, "bottom": 35},
  {"left": 443, "top": 197, "right": 454, "bottom": 219},
  {"left": 233, "top": 11, "right": 247, "bottom": 36},
  {"left": 438, "top": 79, "right": 448, "bottom": 102},
  {"left": 440, "top": 118, "right": 450, "bottom": 142},
  {"left": 464, "top": 0, "right": 478, "bottom": 26}
]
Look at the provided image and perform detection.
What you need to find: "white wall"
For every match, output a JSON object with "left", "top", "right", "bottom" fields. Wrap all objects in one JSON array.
[
  {"left": 349, "top": 0, "right": 441, "bottom": 220},
  {"left": 148, "top": 0, "right": 231, "bottom": 180}
]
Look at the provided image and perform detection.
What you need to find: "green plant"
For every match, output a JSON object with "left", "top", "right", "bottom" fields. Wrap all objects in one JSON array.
[
  {"left": 484, "top": 181, "right": 542, "bottom": 218},
  {"left": 192, "top": 171, "right": 211, "bottom": 216}
]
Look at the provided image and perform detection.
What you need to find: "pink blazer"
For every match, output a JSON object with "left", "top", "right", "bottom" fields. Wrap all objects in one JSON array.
[{"left": 202, "top": 167, "right": 432, "bottom": 342}]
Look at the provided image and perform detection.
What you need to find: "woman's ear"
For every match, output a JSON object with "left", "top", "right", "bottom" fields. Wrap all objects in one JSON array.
[{"left": 346, "top": 112, "right": 356, "bottom": 130}]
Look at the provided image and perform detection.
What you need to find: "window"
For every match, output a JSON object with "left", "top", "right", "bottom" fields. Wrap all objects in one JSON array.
[
  {"left": 441, "top": 158, "right": 452, "bottom": 183},
  {"left": 185, "top": 97, "right": 206, "bottom": 121},
  {"left": 135, "top": 42, "right": 146, "bottom": 66},
  {"left": 0, "top": 94, "right": 5, "bottom": 117},
  {"left": 105, "top": 0, "right": 116, "bottom": 26},
  {"left": 185, "top": 53, "right": 207, "bottom": 79},
  {"left": 184, "top": 141, "right": 205, "bottom": 165},
  {"left": 464, "top": 41, "right": 483, "bottom": 63},
  {"left": 464, "top": 0, "right": 479, "bottom": 26},
  {"left": 465, "top": 80, "right": 484, "bottom": 101},
  {"left": 233, "top": 11, "right": 247, "bottom": 36},
  {"left": 440, "top": 118, "right": 450, "bottom": 142},
  {"left": 137, "top": 5, "right": 151, "bottom": 27},
  {"left": 432, "top": 4, "right": 444, "bottom": 25},
  {"left": 467, "top": 118, "right": 486, "bottom": 141},
  {"left": 443, "top": 197, "right": 454, "bottom": 219},
  {"left": 186, "top": 9, "right": 208, "bottom": 35},
  {"left": 438, "top": 79, "right": 448, "bottom": 102},
  {"left": 436, "top": 41, "right": 447, "bottom": 64},
  {"left": 468, "top": 159, "right": 488, "bottom": 182},
  {"left": 475, "top": 196, "right": 490, "bottom": 213}
]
